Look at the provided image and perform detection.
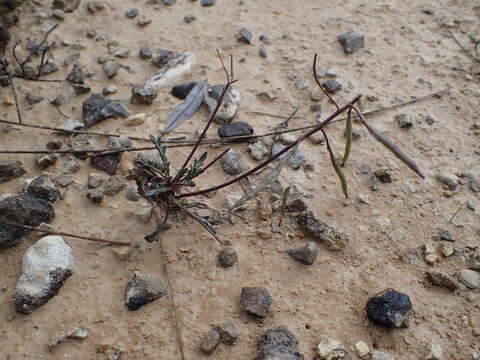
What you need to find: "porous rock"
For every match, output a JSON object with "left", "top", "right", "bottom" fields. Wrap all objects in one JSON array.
[
  {"left": 241, "top": 287, "right": 271, "bottom": 317},
  {"left": 125, "top": 271, "right": 167, "bottom": 311},
  {"left": 366, "top": 289, "right": 412, "bottom": 328},
  {"left": 296, "top": 211, "right": 349, "bottom": 251},
  {"left": 0, "top": 194, "right": 55, "bottom": 249},
  {"left": 14, "top": 236, "right": 74, "bottom": 314},
  {"left": 257, "top": 326, "right": 304, "bottom": 360},
  {"left": 0, "top": 160, "right": 26, "bottom": 183},
  {"left": 286, "top": 242, "right": 318, "bottom": 265},
  {"left": 27, "top": 174, "right": 61, "bottom": 203}
]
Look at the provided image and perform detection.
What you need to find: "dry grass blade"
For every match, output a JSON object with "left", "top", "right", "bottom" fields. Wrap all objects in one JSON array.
[
  {"left": 228, "top": 144, "right": 299, "bottom": 212},
  {"left": 341, "top": 108, "right": 353, "bottom": 167},
  {"left": 163, "top": 80, "right": 208, "bottom": 134},
  {"left": 178, "top": 204, "right": 223, "bottom": 245},
  {"left": 321, "top": 129, "right": 348, "bottom": 198},
  {"left": 354, "top": 108, "right": 426, "bottom": 179}
]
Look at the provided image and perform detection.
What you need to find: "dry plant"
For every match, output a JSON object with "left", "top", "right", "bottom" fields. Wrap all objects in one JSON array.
[{"left": 130, "top": 53, "right": 426, "bottom": 244}]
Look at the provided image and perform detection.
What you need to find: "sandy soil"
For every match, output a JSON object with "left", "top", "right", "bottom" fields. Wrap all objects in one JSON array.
[{"left": 0, "top": 0, "right": 480, "bottom": 359}]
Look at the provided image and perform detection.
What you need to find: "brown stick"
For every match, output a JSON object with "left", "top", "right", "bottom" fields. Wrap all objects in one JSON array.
[
  {"left": 443, "top": 24, "right": 480, "bottom": 64},
  {"left": 9, "top": 77, "right": 22, "bottom": 124},
  {"left": 0, "top": 87, "right": 450, "bottom": 156},
  {"left": 0, "top": 220, "right": 132, "bottom": 246}
]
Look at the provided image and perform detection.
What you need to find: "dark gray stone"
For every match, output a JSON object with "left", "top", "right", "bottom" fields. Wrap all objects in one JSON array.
[
  {"left": 0, "top": 160, "right": 26, "bottom": 183},
  {"left": 52, "top": 0, "right": 80, "bottom": 12},
  {"left": 366, "top": 289, "right": 412, "bottom": 328},
  {"left": 125, "top": 7, "right": 139, "bottom": 18},
  {"left": 36, "top": 153, "right": 58, "bottom": 169},
  {"left": 103, "top": 175, "right": 126, "bottom": 196},
  {"left": 337, "top": 31, "right": 365, "bottom": 54},
  {"left": 103, "top": 60, "right": 120, "bottom": 78},
  {"left": 220, "top": 149, "right": 243, "bottom": 175},
  {"left": 257, "top": 326, "right": 304, "bottom": 360},
  {"left": 171, "top": 81, "right": 198, "bottom": 99},
  {"left": 218, "top": 122, "right": 254, "bottom": 141},
  {"left": 163, "top": 0, "right": 175, "bottom": 5},
  {"left": 238, "top": 27, "right": 253, "bottom": 44},
  {"left": 82, "top": 93, "right": 130, "bottom": 128},
  {"left": 259, "top": 34, "right": 272, "bottom": 45},
  {"left": 0, "top": 194, "right": 55, "bottom": 249},
  {"left": 90, "top": 153, "right": 120, "bottom": 175},
  {"left": 151, "top": 49, "right": 175, "bottom": 68},
  {"left": 25, "top": 92, "right": 44, "bottom": 104},
  {"left": 322, "top": 79, "right": 342, "bottom": 94},
  {"left": 86, "top": 188, "right": 104, "bottom": 203},
  {"left": 183, "top": 14, "right": 196, "bottom": 23},
  {"left": 201, "top": 0, "right": 216, "bottom": 6},
  {"left": 131, "top": 84, "right": 157, "bottom": 105},
  {"left": 27, "top": 174, "right": 61, "bottom": 203},
  {"left": 139, "top": 45, "right": 153, "bottom": 59},
  {"left": 218, "top": 247, "right": 238, "bottom": 268},
  {"left": 52, "top": 92, "right": 72, "bottom": 106},
  {"left": 73, "top": 84, "right": 91, "bottom": 95},
  {"left": 200, "top": 329, "right": 220, "bottom": 354},
  {"left": 125, "top": 271, "right": 167, "bottom": 311},
  {"left": 286, "top": 242, "right": 318, "bottom": 265},
  {"left": 424, "top": 115, "right": 435, "bottom": 125},
  {"left": 214, "top": 322, "right": 238, "bottom": 345},
  {"left": 296, "top": 211, "right": 349, "bottom": 251},
  {"left": 241, "top": 287, "right": 271, "bottom": 317},
  {"left": 395, "top": 113, "right": 413, "bottom": 129},
  {"left": 66, "top": 63, "right": 84, "bottom": 84}
]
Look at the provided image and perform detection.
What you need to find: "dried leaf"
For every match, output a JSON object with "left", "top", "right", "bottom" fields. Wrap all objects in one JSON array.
[
  {"left": 361, "top": 118, "right": 425, "bottom": 179},
  {"left": 163, "top": 80, "right": 208, "bottom": 134},
  {"left": 341, "top": 108, "right": 352, "bottom": 167},
  {"left": 321, "top": 130, "right": 348, "bottom": 198},
  {"left": 229, "top": 144, "right": 299, "bottom": 211}
]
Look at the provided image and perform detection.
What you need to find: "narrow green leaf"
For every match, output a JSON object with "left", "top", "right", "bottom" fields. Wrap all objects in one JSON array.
[
  {"left": 321, "top": 130, "right": 348, "bottom": 198},
  {"left": 341, "top": 109, "right": 353, "bottom": 167}
]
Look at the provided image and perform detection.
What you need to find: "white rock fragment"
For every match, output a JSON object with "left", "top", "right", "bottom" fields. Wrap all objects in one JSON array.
[
  {"left": 317, "top": 335, "right": 346, "bottom": 359},
  {"left": 144, "top": 53, "right": 196, "bottom": 91},
  {"left": 425, "top": 340, "right": 443, "bottom": 360},
  {"left": 354, "top": 341, "right": 370, "bottom": 358},
  {"left": 14, "top": 236, "right": 74, "bottom": 314}
]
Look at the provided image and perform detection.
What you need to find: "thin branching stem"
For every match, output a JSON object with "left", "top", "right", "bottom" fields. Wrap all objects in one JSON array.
[
  {"left": 313, "top": 53, "right": 339, "bottom": 110},
  {"left": 176, "top": 95, "right": 361, "bottom": 198}
]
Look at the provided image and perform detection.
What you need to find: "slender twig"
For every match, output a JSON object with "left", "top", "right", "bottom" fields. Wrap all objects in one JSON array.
[
  {"left": 248, "top": 110, "right": 302, "bottom": 119},
  {"left": 448, "top": 200, "right": 469, "bottom": 224},
  {"left": 0, "top": 87, "right": 449, "bottom": 156},
  {"left": 0, "top": 219, "right": 131, "bottom": 246},
  {"left": 8, "top": 77, "right": 22, "bottom": 124},
  {"left": 313, "top": 53, "right": 339, "bottom": 110},
  {"left": 0, "top": 119, "right": 152, "bottom": 141},
  {"left": 176, "top": 95, "right": 361, "bottom": 198},
  {"left": 443, "top": 24, "right": 480, "bottom": 64},
  {"left": 276, "top": 106, "right": 300, "bottom": 129},
  {"left": 48, "top": 98, "right": 69, "bottom": 118}
]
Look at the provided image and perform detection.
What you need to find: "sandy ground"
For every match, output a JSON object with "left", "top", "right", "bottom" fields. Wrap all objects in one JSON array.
[{"left": 0, "top": 0, "right": 480, "bottom": 359}]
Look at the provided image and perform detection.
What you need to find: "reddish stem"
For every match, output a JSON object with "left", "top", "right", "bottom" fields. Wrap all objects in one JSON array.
[{"left": 176, "top": 95, "right": 360, "bottom": 198}]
